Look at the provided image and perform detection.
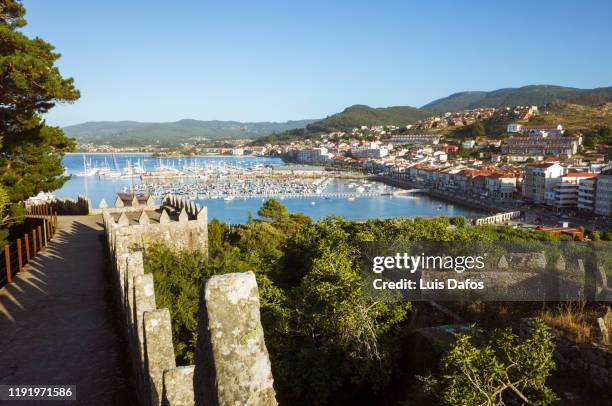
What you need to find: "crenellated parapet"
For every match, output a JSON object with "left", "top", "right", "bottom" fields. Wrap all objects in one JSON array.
[
  {"left": 101, "top": 202, "right": 277, "bottom": 406},
  {"left": 103, "top": 201, "right": 208, "bottom": 255}
]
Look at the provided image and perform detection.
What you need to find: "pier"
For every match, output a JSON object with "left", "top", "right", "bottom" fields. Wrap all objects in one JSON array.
[{"left": 180, "top": 191, "right": 394, "bottom": 200}]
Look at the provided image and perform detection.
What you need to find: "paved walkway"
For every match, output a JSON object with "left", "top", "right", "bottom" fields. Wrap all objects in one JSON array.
[{"left": 0, "top": 215, "right": 136, "bottom": 405}]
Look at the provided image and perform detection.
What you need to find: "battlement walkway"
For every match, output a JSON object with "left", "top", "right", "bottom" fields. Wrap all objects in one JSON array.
[{"left": 0, "top": 215, "right": 136, "bottom": 404}]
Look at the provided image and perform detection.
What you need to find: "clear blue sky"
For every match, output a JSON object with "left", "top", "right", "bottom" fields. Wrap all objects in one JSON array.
[{"left": 21, "top": 0, "right": 612, "bottom": 126}]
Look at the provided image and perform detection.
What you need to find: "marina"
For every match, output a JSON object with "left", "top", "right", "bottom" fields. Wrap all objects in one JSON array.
[{"left": 55, "top": 153, "right": 484, "bottom": 223}]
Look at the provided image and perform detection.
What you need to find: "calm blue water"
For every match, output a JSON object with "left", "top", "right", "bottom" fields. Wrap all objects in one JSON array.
[{"left": 55, "top": 153, "right": 483, "bottom": 223}]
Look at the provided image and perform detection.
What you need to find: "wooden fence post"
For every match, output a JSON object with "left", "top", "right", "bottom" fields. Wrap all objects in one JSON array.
[
  {"left": 24, "top": 233, "right": 30, "bottom": 263},
  {"left": 32, "top": 230, "right": 37, "bottom": 254},
  {"left": 5, "top": 245, "right": 12, "bottom": 283},
  {"left": 38, "top": 226, "right": 43, "bottom": 249},
  {"left": 17, "top": 239, "right": 23, "bottom": 273}
]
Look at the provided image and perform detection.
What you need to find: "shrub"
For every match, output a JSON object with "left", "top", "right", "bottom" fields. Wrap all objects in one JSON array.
[{"left": 418, "top": 320, "right": 557, "bottom": 405}]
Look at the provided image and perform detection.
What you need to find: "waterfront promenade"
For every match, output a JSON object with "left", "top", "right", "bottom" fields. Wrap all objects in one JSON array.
[{"left": 0, "top": 216, "right": 136, "bottom": 404}]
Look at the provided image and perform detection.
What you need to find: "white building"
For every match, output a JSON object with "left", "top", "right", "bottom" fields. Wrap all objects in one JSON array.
[
  {"left": 552, "top": 173, "right": 598, "bottom": 211},
  {"left": 295, "top": 147, "right": 330, "bottom": 164},
  {"left": 485, "top": 174, "right": 517, "bottom": 200},
  {"left": 522, "top": 162, "right": 564, "bottom": 204},
  {"left": 351, "top": 146, "right": 389, "bottom": 159},
  {"left": 507, "top": 123, "right": 522, "bottom": 133},
  {"left": 433, "top": 151, "right": 448, "bottom": 162},
  {"left": 389, "top": 134, "right": 441, "bottom": 146},
  {"left": 461, "top": 140, "right": 476, "bottom": 149},
  {"left": 507, "top": 123, "right": 564, "bottom": 135}
]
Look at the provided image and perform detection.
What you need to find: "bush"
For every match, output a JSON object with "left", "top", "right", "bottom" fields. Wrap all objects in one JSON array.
[{"left": 418, "top": 319, "right": 557, "bottom": 405}]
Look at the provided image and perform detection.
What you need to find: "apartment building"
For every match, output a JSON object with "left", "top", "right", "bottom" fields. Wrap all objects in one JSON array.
[
  {"left": 351, "top": 146, "right": 389, "bottom": 159},
  {"left": 578, "top": 177, "right": 597, "bottom": 212},
  {"left": 294, "top": 147, "right": 331, "bottom": 164},
  {"left": 507, "top": 123, "right": 564, "bottom": 135},
  {"left": 595, "top": 169, "right": 612, "bottom": 216},
  {"left": 485, "top": 173, "right": 517, "bottom": 200},
  {"left": 389, "top": 134, "right": 441, "bottom": 146},
  {"left": 552, "top": 173, "right": 598, "bottom": 211},
  {"left": 502, "top": 136, "right": 579, "bottom": 161},
  {"left": 522, "top": 162, "right": 564, "bottom": 204}
]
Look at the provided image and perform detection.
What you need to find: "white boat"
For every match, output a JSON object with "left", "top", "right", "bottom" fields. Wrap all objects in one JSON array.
[
  {"left": 223, "top": 196, "right": 235, "bottom": 202},
  {"left": 104, "top": 171, "right": 122, "bottom": 178},
  {"left": 356, "top": 186, "right": 366, "bottom": 193},
  {"left": 75, "top": 155, "right": 98, "bottom": 176}
]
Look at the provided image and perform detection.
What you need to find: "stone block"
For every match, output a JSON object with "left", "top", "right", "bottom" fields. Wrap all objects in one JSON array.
[
  {"left": 162, "top": 366, "right": 195, "bottom": 406},
  {"left": 133, "top": 274, "right": 157, "bottom": 372},
  {"left": 178, "top": 208, "right": 188, "bottom": 223},
  {"left": 139, "top": 211, "right": 150, "bottom": 225},
  {"left": 118, "top": 212, "right": 130, "bottom": 226},
  {"left": 160, "top": 209, "right": 170, "bottom": 224},
  {"left": 144, "top": 308, "right": 177, "bottom": 406},
  {"left": 194, "top": 271, "right": 277, "bottom": 406}
]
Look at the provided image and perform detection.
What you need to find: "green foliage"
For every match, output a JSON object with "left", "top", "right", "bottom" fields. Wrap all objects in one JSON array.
[
  {"left": 0, "top": 0, "right": 79, "bottom": 207},
  {"left": 257, "top": 198, "right": 288, "bottom": 221},
  {"left": 451, "top": 216, "right": 468, "bottom": 228},
  {"left": 207, "top": 218, "right": 229, "bottom": 256},
  {"left": 419, "top": 319, "right": 558, "bottom": 405},
  {"left": 143, "top": 244, "right": 208, "bottom": 364},
  {"left": 471, "top": 119, "right": 485, "bottom": 137},
  {"left": 253, "top": 105, "right": 431, "bottom": 145},
  {"left": 423, "top": 84, "right": 612, "bottom": 112},
  {"left": 144, "top": 201, "right": 562, "bottom": 405}
]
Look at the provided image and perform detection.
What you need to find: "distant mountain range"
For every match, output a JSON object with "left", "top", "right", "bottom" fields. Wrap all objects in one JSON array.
[
  {"left": 422, "top": 85, "right": 612, "bottom": 112},
  {"left": 66, "top": 85, "right": 612, "bottom": 146},
  {"left": 64, "top": 119, "right": 319, "bottom": 147}
]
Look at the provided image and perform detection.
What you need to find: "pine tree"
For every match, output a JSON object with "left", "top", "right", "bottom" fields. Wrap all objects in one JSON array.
[{"left": 0, "top": 0, "right": 80, "bottom": 220}]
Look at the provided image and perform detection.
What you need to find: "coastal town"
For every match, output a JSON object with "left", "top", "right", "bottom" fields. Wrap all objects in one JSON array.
[{"left": 79, "top": 104, "right": 612, "bottom": 227}]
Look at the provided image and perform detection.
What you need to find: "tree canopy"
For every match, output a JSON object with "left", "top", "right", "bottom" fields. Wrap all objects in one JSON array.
[
  {"left": 144, "top": 200, "right": 563, "bottom": 405},
  {"left": 0, "top": 0, "right": 79, "bottom": 216}
]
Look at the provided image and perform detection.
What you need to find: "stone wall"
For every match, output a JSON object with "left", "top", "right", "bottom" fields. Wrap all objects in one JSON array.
[
  {"left": 520, "top": 318, "right": 612, "bottom": 389},
  {"left": 103, "top": 205, "right": 277, "bottom": 406}
]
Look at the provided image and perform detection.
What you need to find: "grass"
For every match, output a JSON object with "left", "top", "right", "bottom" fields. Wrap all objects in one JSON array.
[
  {"left": 527, "top": 102, "right": 612, "bottom": 131},
  {"left": 540, "top": 302, "right": 592, "bottom": 344}
]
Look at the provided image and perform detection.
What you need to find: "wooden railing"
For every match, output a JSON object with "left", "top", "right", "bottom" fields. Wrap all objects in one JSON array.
[{"left": 0, "top": 212, "right": 58, "bottom": 287}]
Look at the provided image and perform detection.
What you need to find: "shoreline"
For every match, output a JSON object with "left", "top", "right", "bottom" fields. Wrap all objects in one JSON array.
[{"left": 68, "top": 152, "right": 271, "bottom": 158}]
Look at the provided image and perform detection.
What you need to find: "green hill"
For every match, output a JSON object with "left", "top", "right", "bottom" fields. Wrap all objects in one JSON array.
[
  {"left": 309, "top": 104, "right": 431, "bottom": 131},
  {"left": 253, "top": 104, "right": 431, "bottom": 145},
  {"left": 421, "top": 91, "right": 488, "bottom": 112},
  {"left": 64, "top": 119, "right": 318, "bottom": 147},
  {"left": 423, "top": 85, "right": 612, "bottom": 112}
]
